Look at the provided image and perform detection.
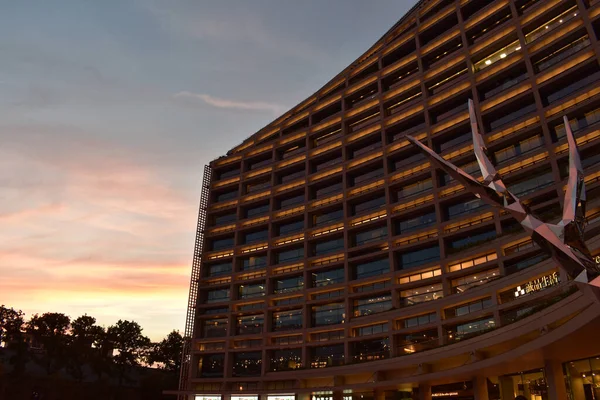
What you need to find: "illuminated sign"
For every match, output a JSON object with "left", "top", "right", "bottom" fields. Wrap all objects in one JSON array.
[
  {"left": 232, "top": 396, "right": 259, "bottom": 400},
  {"left": 268, "top": 395, "right": 295, "bottom": 400},
  {"left": 195, "top": 396, "right": 221, "bottom": 400},
  {"left": 514, "top": 272, "right": 559, "bottom": 298},
  {"left": 595, "top": 255, "right": 600, "bottom": 265},
  {"left": 432, "top": 393, "right": 459, "bottom": 397}
]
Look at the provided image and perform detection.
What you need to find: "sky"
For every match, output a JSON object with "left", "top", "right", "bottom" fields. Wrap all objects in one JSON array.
[{"left": 0, "top": 0, "right": 415, "bottom": 341}]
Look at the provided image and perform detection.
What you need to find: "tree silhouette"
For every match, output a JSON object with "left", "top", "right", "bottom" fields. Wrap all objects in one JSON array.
[
  {"left": 0, "top": 305, "right": 27, "bottom": 378},
  {"left": 66, "top": 315, "right": 105, "bottom": 382},
  {"left": 106, "top": 320, "right": 151, "bottom": 385},
  {"left": 147, "top": 330, "right": 184, "bottom": 372},
  {"left": 26, "top": 312, "right": 71, "bottom": 375}
]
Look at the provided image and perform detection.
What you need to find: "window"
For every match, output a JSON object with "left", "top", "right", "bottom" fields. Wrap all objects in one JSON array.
[
  {"left": 402, "top": 312, "right": 436, "bottom": 329},
  {"left": 206, "top": 288, "right": 230, "bottom": 303},
  {"left": 352, "top": 196, "right": 386, "bottom": 214},
  {"left": 313, "top": 126, "right": 342, "bottom": 147},
  {"left": 396, "top": 211, "right": 436, "bottom": 234},
  {"left": 279, "top": 169, "right": 305, "bottom": 184},
  {"left": 449, "top": 317, "right": 495, "bottom": 341},
  {"left": 248, "top": 157, "right": 271, "bottom": 170},
  {"left": 315, "top": 181, "right": 343, "bottom": 198},
  {"left": 397, "top": 178, "right": 432, "bottom": 199},
  {"left": 276, "top": 247, "right": 304, "bottom": 263},
  {"left": 351, "top": 168, "right": 383, "bottom": 186},
  {"left": 278, "top": 220, "right": 304, "bottom": 235},
  {"left": 494, "top": 135, "right": 544, "bottom": 164},
  {"left": 399, "top": 245, "right": 440, "bottom": 269},
  {"left": 436, "top": 131, "right": 471, "bottom": 153},
  {"left": 507, "top": 171, "right": 554, "bottom": 197},
  {"left": 272, "top": 309, "right": 303, "bottom": 331},
  {"left": 312, "top": 303, "right": 345, "bottom": 326},
  {"left": 218, "top": 167, "right": 240, "bottom": 180},
  {"left": 201, "top": 318, "right": 227, "bottom": 338},
  {"left": 351, "top": 338, "right": 390, "bottom": 363},
  {"left": 244, "top": 230, "right": 268, "bottom": 244},
  {"left": 312, "top": 268, "right": 345, "bottom": 287},
  {"left": 215, "top": 189, "right": 238, "bottom": 202},
  {"left": 314, "top": 155, "right": 343, "bottom": 172},
  {"left": 239, "top": 283, "right": 265, "bottom": 299},
  {"left": 211, "top": 237, "right": 234, "bottom": 251},
  {"left": 356, "top": 323, "right": 388, "bottom": 336},
  {"left": 233, "top": 351, "right": 262, "bottom": 377},
  {"left": 213, "top": 213, "right": 237, "bottom": 226},
  {"left": 447, "top": 198, "right": 487, "bottom": 218},
  {"left": 353, "top": 226, "right": 387, "bottom": 246},
  {"left": 246, "top": 179, "right": 270, "bottom": 193},
  {"left": 312, "top": 330, "right": 344, "bottom": 342},
  {"left": 236, "top": 314, "right": 264, "bottom": 335},
  {"left": 451, "top": 268, "right": 500, "bottom": 293},
  {"left": 446, "top": 298, "right": 493, "bottom": 318},
  {"left": 313, "top": 237, "right": 345, "bottom": 256},
  {"left": 279, "top": 193, "right": 305, "bottom": 209},
  {"left": 310, "top": 344, "right": 344, "bottom": 368},
  {"left": 240, "top": 255, "right": 267, "bottom": 271},
  {"left": 274, "top": 275, "right": 304, "bottom": 294},
  {"left": 401, "top": 283, "right": 443, "bottom": 306},
  {"left": 198, "top": 354, "right": 225, "bottom": 377},
  {"left": 353, "top": 295, "right": 392, "bottom": 317},
  {"left": 246, "top": 204, "right": 270, "bottom": 218},
  {"left": 206, "top": 262, "right": 232, "bottom": 277},
  {"left": 269, "top": 348, "right": 302, "bottom": 371},
  {"left": 354, "top": 258, "right": 389, "bottom": 280},
  {"left": 314, "top": 209, "right": 344, "bottom": 226},
  {"left": 447, "top": 229, "right": 497, "bottom": 252}
]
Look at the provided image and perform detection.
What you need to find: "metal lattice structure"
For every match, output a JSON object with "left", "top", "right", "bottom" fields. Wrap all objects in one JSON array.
[
  {"left": 407, "top": 99, "right": 600, "bottom": 290},
  {"left": 178, "top": 165, "right": 212, "bottom": 400}
]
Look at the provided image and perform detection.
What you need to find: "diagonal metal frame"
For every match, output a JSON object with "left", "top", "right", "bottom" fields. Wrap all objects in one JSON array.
[{"left": 178, "top": 165, "right": 212, "bottom": 399}]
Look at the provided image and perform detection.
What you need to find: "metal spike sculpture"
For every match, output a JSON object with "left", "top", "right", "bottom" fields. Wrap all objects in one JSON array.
[{"left": 406, "top": 99, "right": 600, "bottom": 289}]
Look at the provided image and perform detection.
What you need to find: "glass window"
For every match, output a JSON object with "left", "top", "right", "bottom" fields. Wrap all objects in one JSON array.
[
  {"left": 206, "top": 288, "right": 230, "bottom": 303},
  {"left": 352, "top": 168, "right": 384, "bottom": 185},
  {"left": 236, "top": 314, "right": 264, "bottom": 335},
  {"left": 402, "top": 312, "right": 436, "bottom": 329},
  {"left": 246, "top": 204, "right": 270, "bottom": 218},
  {"left": 240, "top": 255, "right": 267, "bottom": 270},
  {"left": 353, "top": 227, "right": 387, "bottom": 246},
  {"left": 396, "top": 211, "right": 436, "bottom": 234},
  {"left": 278, "top": 220, "right": 304, "bottom": 235},
  {"left": 356, "top": 323, "right": 389, "bottom": 336},
  {"left": 351, "top": 338, "right": 390, "bottom": 363},
  {"left": 401, "top": 283, "right": 443, "bottom": 306},
  {"left": 353, "top": 294, "right": 392, "bottom": 317},
  {"left": 218, "top": 168, "right": 240, "bottom": 179},
  {"left": 269, "top": 348, "right": 302, "bottom": 371},
  {"left": 446, "top": 298, "right": 493, "bottom": 318},
  {"left": 280, "top": 194, "right": 305, "bottom": 208},
  {"left": 274, "top": 275, "right": 304, "bottom": 294},
  {"left": 450, "top": 317, "right": 495, "bottom": 340},
  {"left": 198, "top": 353, "right": 225, "bottom": 377},
  {"left": 352, "top": 196, "right": 386, "bottom": 214},
  {"left": 494, "top": 135, "right": 544, "bottom": 164},
  {"left": 216, "top": 190, "right": 238, "bottom": 202},
  {"left": 507, "top": 171, "right": 554, "bottom": 197},
  {"left": 313, "top": 238, "right": 345, "bottom": 256},
  {"left": 276, "top": 247, "right": 304, "bottom": 263},
  {"left": 437, "top": 131, "right": 471, "bottom": 152},
  {"left": 448, "top": 229, "right": 497, "bottom": 252},
  {"left": 447, "top": 198, "right": 487, "bottom": 218},
  {"left": 214, "top": 213, "right": 237, "bottom": 225},
  {"left": 310, "top": 344, "right": 345, "bottom": 368},
  {"left": 233, "top": 351, "right": 262, "bottom": 377},
  {"left": 451, "top": 268, "right": 500, "bottom": 293},
  {"left": 246, "top": 180, "right": 271, "bottom": 193},
  {"left": 312, "top": 268, "right": 345, "bottom": 287},
  {"left": 239, "top": 283, "right": 265, "bottom": 299},
  {"left": 272, "top": 309, "right": 303, "bottom": 331},
  {"left": 312, "top": 303, "right": 345, "bottom": 326},
  {"left": 244, "top": 230, "right": 268, "bottom": 244},
  {"left": 206, "top": 262, "right": 232, "bottom": 277},
  {"left": 397, "top": 178, "right": 432, "bottom": 199},
  {"left": 315, "top": 181, "right": 343, "bottom": 198},
  {"left": 354, "top": 258, "right": 389, "bottom": 280},
  {"left": 202, "top": 318, "right": 228, "bottom": 338},
  {"left": 211, "top": 237, "right": 234, "bottom": 251},
  {"left": 399, "top": 245, "right": 440, "bottom": 269},
  {"left": 314, "top": 155, "right": 343, "bottom": 171},
  {"left": 314, "top": 209, "right": 344, "bottom": 226}
]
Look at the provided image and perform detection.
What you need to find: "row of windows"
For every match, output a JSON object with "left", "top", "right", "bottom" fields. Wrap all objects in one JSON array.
[{"left": 213, "top": 1, "right": 594, "bottom": 184}]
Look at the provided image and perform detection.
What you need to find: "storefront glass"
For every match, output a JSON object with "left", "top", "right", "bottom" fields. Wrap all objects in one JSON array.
[
  {"left": 564, "top": 356, "right": 600, "bottom": 400},
  {"left": 497, "top": 369, "right": 547, "bottom": 400}
]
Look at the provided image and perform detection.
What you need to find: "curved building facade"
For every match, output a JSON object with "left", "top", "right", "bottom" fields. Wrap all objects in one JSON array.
[{"left": 176, "top": 1, "right": 600, "bottom": 400}]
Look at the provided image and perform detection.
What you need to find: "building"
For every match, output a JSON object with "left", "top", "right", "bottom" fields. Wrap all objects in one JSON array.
[{"left": 177, "top": 1, "right": 600, "bottom": 400}]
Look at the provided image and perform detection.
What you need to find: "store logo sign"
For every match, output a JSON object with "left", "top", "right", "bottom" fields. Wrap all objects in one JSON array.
[
  {"left": 432, "top": 393, "right": 459, "bottom": 397},
  {"left": 514, "top": 272, "right": 559, "bottom": 298}
]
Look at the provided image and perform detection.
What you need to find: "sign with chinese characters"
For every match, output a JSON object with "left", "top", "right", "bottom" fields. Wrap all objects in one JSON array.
[
  {"left": 514, "top": 272, "right": 559, "bottom": 298},
  {"left": 232, "top": 396, "right": 259, "bottom": 400},
  {"left": 432, "top": 392, "right": 459, "bottom": 397},
  {"left": 195, "top": 396, "right": 221, "bottom": 400},
  {"left": 268, "top": 395, "right": 295, "bottom": 400}
]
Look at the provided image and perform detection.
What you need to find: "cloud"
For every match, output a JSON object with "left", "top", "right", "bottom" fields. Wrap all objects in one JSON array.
[{"left": 173, "top": 91, "right": 286, "bottom": 114}]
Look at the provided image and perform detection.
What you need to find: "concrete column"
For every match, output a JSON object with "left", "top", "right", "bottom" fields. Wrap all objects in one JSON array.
[
  {"left": 418, "top": 383, "right": 432, "bottom": 400},
  {"left": 545, "top": 359, "right": 568, "bottom": 400},
  {"left": 473, "top": 376, "right": 489, "bottom": 400},
  {"left": 498, "top": 376, "right": 516, "bottom": 400}
]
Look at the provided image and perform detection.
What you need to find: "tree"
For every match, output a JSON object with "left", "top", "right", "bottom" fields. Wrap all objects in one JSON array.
[
  {"left": 147, "top": 330, "right": 184, "bottom": 373},
  {"left": 106, "top": 320, "right": 151, "bottom": 385},
  {"left": 0, "top": 306, "right": 24, "bottom": 347},
  {"left": 66, "top": 314, "right": 105, "bottom": 382},
  {"left": 26, "top": 312, "right": 71, "bottom": 375}
]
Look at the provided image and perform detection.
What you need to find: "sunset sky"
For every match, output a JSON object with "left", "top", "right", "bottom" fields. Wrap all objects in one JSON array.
[{"left": 0, "top": 0, "right": 414, "bottom": 341}]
